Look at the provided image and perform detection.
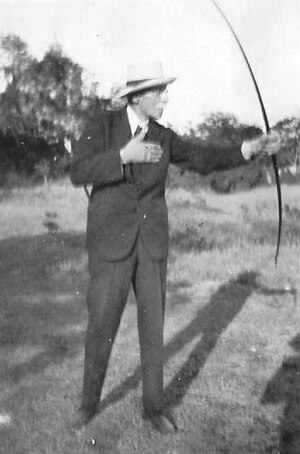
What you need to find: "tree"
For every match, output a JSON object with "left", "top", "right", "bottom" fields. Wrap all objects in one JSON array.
[
  {"left": 0, "top": 35, "right": 37, "bottom": 136},
  {"left": 186, "top": 112, "right": 262, "bottom": 145},
  {"left": 274, "top": 117, "right": 300, "bottom": 171},
  {"left": 0, "top": 35, "right": 100, "bottom": 179},
  {"left": 0, "top": 36, "right": 97, "bottom": 142}
]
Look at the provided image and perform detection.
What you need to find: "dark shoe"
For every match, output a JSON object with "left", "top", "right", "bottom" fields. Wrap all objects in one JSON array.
[
  {"left": 143, "top": 410, "right": 178, "bottom": 434},
  {"left": 72, "top": 406, "right": 97, "bottom": 430}
]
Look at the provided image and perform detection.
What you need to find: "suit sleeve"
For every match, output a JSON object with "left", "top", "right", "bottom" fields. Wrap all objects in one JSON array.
[
  {"left": 70, "top": 114, "right": 124, "bottom": 187},
  {"left": 170, "top": 130, "right": 246, "bottom": 175}
]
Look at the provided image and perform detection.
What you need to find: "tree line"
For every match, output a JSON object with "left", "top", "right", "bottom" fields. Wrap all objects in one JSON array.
[{"left": 0, "top": 34, "right": 299, "bottom": 190}]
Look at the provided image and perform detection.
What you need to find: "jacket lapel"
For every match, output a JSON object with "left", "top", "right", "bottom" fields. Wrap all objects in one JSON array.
[{"left": 146, "top": 119, "right": 161, "bottom": 143}]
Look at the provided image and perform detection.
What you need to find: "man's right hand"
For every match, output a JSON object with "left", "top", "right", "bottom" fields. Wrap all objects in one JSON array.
[{"left": 120, "top": 128, "right": 163, "bottom": 164}]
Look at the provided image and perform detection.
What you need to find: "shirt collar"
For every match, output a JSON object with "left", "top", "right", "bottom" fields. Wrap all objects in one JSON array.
[{"left": 126, "top": 105, "right": 149, "bottom": 136}]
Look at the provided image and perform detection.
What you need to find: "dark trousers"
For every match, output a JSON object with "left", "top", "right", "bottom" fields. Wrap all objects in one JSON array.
[{"left": 82, "top": 237, "right": 167, "bottom": 415}]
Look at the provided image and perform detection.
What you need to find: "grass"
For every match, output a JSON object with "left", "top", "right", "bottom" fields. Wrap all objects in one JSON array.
[{"left": 0, "top": 179, "right": 300, "bottom": 453}]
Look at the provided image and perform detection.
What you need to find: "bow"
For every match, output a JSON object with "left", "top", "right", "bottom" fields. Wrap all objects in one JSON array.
[{"left": 211, "top": 0, "right": 282, "bottom": 266}]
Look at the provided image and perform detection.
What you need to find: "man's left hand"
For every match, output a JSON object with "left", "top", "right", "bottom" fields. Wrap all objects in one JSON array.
[{"left": 241, "top": 130, "right": 281, "bottom": 161}]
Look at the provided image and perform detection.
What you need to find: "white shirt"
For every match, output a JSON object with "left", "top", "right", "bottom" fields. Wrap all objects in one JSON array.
[
  {"left": 241, "top": 136, "right": 263, "bottom": 160},
  {"left": 126, "top": 106, "right": 149, "bottom": 136}
]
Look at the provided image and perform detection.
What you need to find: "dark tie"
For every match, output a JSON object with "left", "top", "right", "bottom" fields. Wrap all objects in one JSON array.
[
  {"left": 134, "top": 125, "right": 142, "bottom": 137},
  {"left": 125, "top": 125, "right": 143, "bottom": 183}
]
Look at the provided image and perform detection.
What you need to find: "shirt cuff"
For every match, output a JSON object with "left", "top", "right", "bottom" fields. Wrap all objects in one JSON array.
[{"left": 241, "top": 137, "right": 261, "bottom": 161}]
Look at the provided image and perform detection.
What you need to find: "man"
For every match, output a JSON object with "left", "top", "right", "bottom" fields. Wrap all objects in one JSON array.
[{"left": 70, "top": 61, "right": 280, "bottom": 433}]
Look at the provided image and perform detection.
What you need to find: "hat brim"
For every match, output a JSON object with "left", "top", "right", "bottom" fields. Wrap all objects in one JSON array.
[{"left": 116, "top": 77, "right": 176, "bottom": 98}]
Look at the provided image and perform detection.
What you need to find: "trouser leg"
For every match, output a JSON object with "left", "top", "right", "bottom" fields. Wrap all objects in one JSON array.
[
  {"left": 133, "top": 240, "right": 167, "bottom": 415},
  {"left": 81, "top": 249, "right": 135, "bottom": 411}
]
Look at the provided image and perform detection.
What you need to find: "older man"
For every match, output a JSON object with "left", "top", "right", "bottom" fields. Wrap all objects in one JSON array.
[{"left": 70, "top": 61, "right": 280, "bottom": 433}]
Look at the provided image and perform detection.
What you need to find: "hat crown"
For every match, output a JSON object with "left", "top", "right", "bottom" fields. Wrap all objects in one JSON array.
[
  {"left": 127, "top": 61, "right": 165, "bottom": 83},
  {"left": 115, "top": 61, "right": 175, "bottom": 98}
]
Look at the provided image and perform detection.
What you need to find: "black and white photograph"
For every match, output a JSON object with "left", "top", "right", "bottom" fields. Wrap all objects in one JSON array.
[{"left": 0, "top": 1, "right": 299, "bottom": 453}]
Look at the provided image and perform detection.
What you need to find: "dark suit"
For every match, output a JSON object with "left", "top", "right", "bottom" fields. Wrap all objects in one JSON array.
[{"left": 70, "top": 106, "right": 245, "bottom": 415}]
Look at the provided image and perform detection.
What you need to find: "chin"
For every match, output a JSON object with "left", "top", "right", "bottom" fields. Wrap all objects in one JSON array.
[{"left": 153, "top": 110, "right": 163, "bottom": 120}]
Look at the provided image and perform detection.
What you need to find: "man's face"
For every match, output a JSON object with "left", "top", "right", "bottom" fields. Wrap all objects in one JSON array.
[{"left": 134, "top": 86, "right": 169, "bottom": 120}]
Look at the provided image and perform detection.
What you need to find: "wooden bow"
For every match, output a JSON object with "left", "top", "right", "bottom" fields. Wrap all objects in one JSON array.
[{"left": 211, "top": 0, "right": 282, "bottom": 266}]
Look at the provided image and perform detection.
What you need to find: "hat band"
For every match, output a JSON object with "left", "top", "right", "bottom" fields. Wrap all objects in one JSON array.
[{"left": 126, "top": 79, "right": 152, "bottom": 86}]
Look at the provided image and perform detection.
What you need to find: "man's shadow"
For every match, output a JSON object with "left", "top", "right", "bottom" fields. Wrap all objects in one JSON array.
[
  {"left": 100, "top": 270, "right": 282, "bottom": 413},
  {"left": 163, "top": 271, "right": 287, "bottom": 408},
  {"left": 261, "top": 334, "right": 300, "bottom": 454}
]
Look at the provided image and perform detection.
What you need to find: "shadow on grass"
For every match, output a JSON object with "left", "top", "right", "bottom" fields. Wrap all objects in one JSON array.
[
  {"left": 0, "top": 231, "right": 85, "bottom": 276},
  {"left": 164, "top": 271, "right": 272, "bottom": 408},
  {"left": 2, "top": 331, "right": 85, "bottom": 385},
  {"left": 0, "top": 231, "right": 87, "bottom": 385},
  {"left": 100, "top": 271, "right": 283, "bottom": 413},
  {"left": 261, "top": 334, "right": 300, "bottom": 454}
]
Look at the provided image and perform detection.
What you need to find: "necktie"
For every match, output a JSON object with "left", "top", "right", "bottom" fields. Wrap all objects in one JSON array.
[
  {"left": 134, "top": 125, "right": 142, "bottom": 137},
  {"left": 125, "top": 125, "right": 143, "bottom": 183}
]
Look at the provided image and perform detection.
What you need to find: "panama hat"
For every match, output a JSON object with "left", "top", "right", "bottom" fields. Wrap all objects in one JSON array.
[{"left": 116, "top": 61, "right": 176, "bottom": 98}]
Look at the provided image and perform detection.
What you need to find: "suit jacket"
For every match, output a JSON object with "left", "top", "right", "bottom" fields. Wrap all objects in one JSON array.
[{"left": 70, "top": 107, "right": 245, "bottom": 261}]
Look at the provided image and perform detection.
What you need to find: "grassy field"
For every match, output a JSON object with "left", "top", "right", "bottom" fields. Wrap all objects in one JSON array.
[{"left": 0, "top": 178, "right": 299, "bottom": 454}]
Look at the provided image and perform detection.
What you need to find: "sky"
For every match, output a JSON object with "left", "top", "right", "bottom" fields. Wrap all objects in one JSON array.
[{"left": 0, "top": 0, "right": 299, "bottom": 132}]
